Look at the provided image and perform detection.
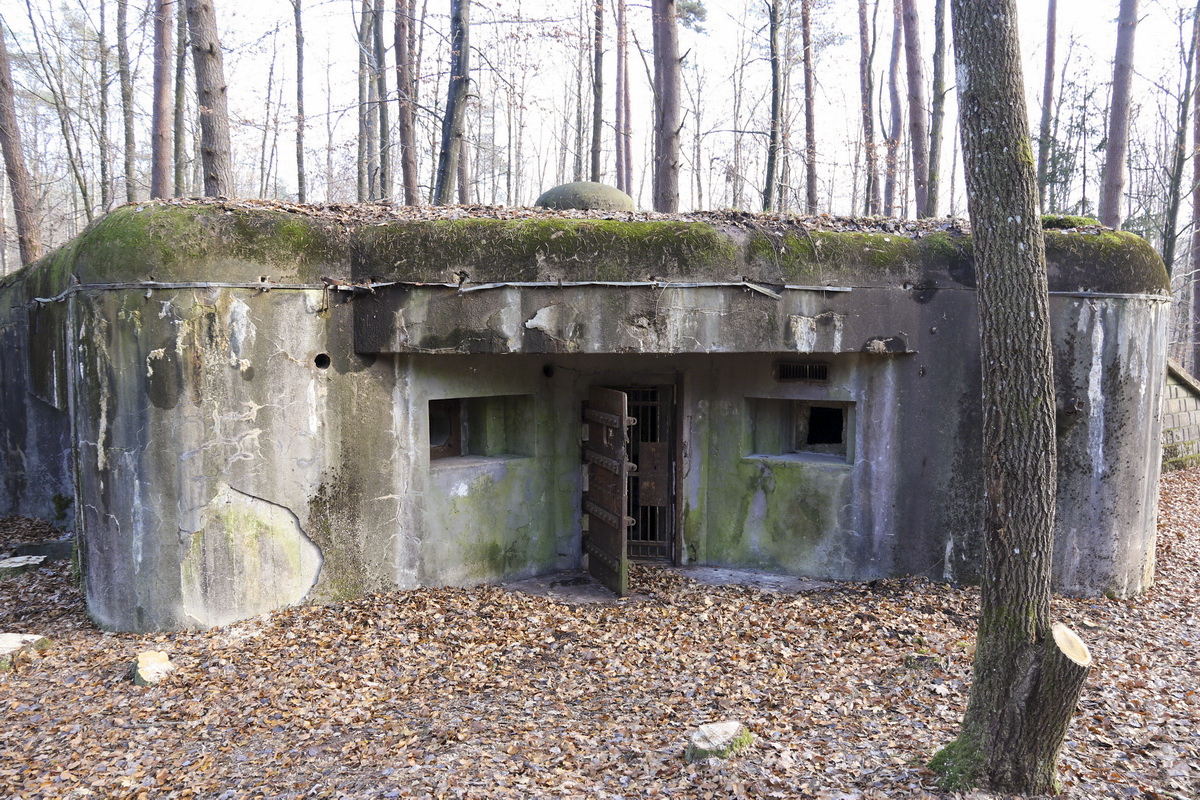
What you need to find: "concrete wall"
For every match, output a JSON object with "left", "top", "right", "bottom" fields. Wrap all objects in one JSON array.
[
  {"left": 0, "top": 202, "right": 1173, "bottom": 630},
  {"left": 1161, "top": 361, "right": 1200, "bottom": 471},
  {"left": 1050, "top": 297, "right": 1166, "bottom": 597},
  {"left": 0, "top": 288, "right": 75, "bottom": 528}
]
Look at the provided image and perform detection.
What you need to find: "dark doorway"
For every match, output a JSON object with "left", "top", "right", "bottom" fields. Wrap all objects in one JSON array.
[{"left": 620, "top": 385, "right": 675, "bottom": 562}]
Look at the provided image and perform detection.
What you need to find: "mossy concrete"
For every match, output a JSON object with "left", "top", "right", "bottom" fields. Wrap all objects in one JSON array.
[
  {"left": 0, "top": 202, "right": 1167, "bottom": 292},
  {"left": 0, "top": 203, "right": 1172, "bottom": 630}
]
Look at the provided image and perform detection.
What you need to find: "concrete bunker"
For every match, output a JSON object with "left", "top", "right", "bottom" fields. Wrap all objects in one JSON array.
[{"left": 0, "top": 201, "right": 1171, "bottom": 631}]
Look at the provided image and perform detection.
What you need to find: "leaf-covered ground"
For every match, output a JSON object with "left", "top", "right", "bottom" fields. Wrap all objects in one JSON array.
[{"left": 2, "top": 469, "right": 1199, "bottom": 800}]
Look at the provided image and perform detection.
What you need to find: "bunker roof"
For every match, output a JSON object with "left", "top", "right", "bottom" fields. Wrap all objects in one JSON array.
[{"left": 3, "top": 199, "right": 1169, "bottom": 301}]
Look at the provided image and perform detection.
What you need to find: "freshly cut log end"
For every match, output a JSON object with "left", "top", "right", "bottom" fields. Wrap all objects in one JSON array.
[{"left": 1051, "top": 622, "right": 1091, "bottom": 667}]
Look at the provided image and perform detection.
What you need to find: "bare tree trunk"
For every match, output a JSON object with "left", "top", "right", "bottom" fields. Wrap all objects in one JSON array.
[
  {"left": 357, "top": 3, "right": 368, "bottom": 201},
  {"left": 949, "top": 116, "right": 958, "bottom": 215},
  {"left": 883, "top": 0, "right": 903, "bottom": 215},
  {"left": 622, "top": 9, "right": 632, "bottom": 199},
  {"left": 433, "top": 0, "right": 469, "bottom": 204},
  {"left": 457, "top": 130, "right": 469, "bottom": 204},
  {"left": 0, "top": 27, "right": 41, "bottom": 265},
  {"left": 395, "top": 0, "right": 420, "bottom": 204},
  {"left": 293, "top": 0, "right": 307, "bottom": 203},
  {"left": 614, "top": 0, "right": 627, "bottom": 193},
  {"left": 802, "top": 0, "right": 817, "bottom": 213},
  {"left": 901, "top": 0, "right": 929, "bottom": 216},
  {"left": 374, "top": 0, "right": 391, "bottom": 200},
  {"left": 858, "top": 0, "right": 880, "bottom": 215},
  {"left": 1099, "top": 0, "right": 1138, "bottom": 228},
  {"left": 574, "top": 0, "right": 586, "bottom": 183},
  {"left": 690, "top": 60, "right": 703, "bottom": 208},
  {"left": 99, "top": 2, "right": 112, "bottom": 209},
  {"left": 174, "top": 0, "right": 189, "bottom": 196},
  {"left": 1193, "top": 3, "right": 1200, "bottom": 371},
  {"left": 926, "top": 0, "right": 946, "bottom": 217},
  {"left": 931, "top": 1, "right": 1091, "bottom": 792},
  {"left": 326, "top": 41, "right": 335, "bottom": 198},
  {"left": 0, "top": 170, "right": 7, "bottom": 273},
  {"left": 1036, "top": 0, "right": 1057, "bottom": 211},
  {"left": 117, "top": 0, "right": 136, "bottom": 202},
  {"left": 24, "top": 1, "right": 94, "bottom": 220},
  {"left": 366, "top": 48, "right": 378, "bottom": 199},
  {"left": 258, "top": 29, "right": 279, "bottom": 199},
  {"left": 186, "top": 0, "right": 235, "bottom": 197},
  {"left": 652, "top": 0, "right": 680, "bottom": 212},
  {"left": 362, "top": 1, "right": 379, "bottom": 199},
  {"left": 150, "top": 0, "right": 174, "bottom": 199},
  {"left": 764, "top": 0, "right": 782, "bottom": 212},
  {"left": 1160, "top": 7, "right": 1198, "bottom": 277},
  {"left": 591, "top": 0, "right": 603, "bottom": 182}
]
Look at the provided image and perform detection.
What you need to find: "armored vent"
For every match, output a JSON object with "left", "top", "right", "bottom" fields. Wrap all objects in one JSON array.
[{"left": 776, "top": 362, "right": 829, "bottom": 382}]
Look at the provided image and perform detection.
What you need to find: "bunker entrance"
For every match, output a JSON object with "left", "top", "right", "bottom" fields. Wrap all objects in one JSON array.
[
  {"left": 582, "top": 384, "right": 676, "bottom": 596},
  {"left": 622, "top": 386, "right": 675, "bottom": 563}
]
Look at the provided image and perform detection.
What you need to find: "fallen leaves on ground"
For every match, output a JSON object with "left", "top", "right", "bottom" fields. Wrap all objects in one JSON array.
[
  {"left": 0, "top": 516, "right": 67, "bottom": 552},
  {"left": 2, "top": 470, "right": 1199, "bottom": 800}
]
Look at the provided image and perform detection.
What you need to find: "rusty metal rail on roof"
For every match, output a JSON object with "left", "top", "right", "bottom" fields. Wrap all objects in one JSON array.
[{"left": 23, "top": 277, "right": 1170, "bottom": 307}]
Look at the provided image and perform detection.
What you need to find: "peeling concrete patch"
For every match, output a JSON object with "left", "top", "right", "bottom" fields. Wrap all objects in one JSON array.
[
  {"left": 524, "top": 305, "right": 558, "bottom": 333},
  {"left": 788, "top": 312, "right": 844, "bottom": 353},
  {"left": 146, "top": 348, "right": 166, "bottom": 377},
  {"left": 181, "top": 484, "right": 322, "bottom": 628}
]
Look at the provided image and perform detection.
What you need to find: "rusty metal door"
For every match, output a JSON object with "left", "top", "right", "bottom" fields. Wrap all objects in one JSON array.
[{"left": 583, "top": 386, "right": 635, "bottom": 596}]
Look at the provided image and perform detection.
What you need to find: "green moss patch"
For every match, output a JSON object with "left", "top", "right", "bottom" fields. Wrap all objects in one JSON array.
[
  {"left": 1, "top": 204, "right": 1169, "bottom": 297},
  {"left": 1042, "top": 214, "right": 1101, "bottom": 229},
  {"left": 353, "top": 218, "right": 737, "bottom": 283},
  {"left": 928, "top": 737, "right": 985, "bottom": 791},
  {"left": 1044, "top": 230, "right": 1168, "bottom": 295},
  {"left": 743, "top": 229, "right": 973, "bottom": 286},
  {"left": 61, "top": 204, "right": 345, "bottom": 284}
]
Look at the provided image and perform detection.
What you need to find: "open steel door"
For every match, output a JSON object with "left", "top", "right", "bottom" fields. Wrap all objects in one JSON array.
[{"left": 583, "top": 386, "right": 635, "bottom": 596}]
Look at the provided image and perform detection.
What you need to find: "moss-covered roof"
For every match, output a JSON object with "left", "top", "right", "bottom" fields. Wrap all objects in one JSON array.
[{"left": 0, "top": 199, "right": 1170, "bottom": 299}]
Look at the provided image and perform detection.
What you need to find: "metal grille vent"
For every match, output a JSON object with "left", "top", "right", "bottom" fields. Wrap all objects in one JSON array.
[{"left": 777, "top": 362, "right": 829, "bottom": 382}]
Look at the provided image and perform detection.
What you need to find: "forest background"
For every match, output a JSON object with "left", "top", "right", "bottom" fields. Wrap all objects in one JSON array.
[{"left": 1, "top": 0, "right": 1197, "bottom": 362}]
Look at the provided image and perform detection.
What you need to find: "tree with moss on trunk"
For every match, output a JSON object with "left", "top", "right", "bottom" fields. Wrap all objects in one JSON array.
[{"left": 929, "top": 0, "right": 1093, "bottom": 793}]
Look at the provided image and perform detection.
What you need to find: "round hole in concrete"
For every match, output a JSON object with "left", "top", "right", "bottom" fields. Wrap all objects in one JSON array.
[{"left": 314, "top": 353, "right": 331, "bottom": 369}]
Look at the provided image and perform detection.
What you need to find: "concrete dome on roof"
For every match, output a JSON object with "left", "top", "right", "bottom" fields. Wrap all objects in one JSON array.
[{"left": 534, "top": 182, "right": 635, "bottom": 212}]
